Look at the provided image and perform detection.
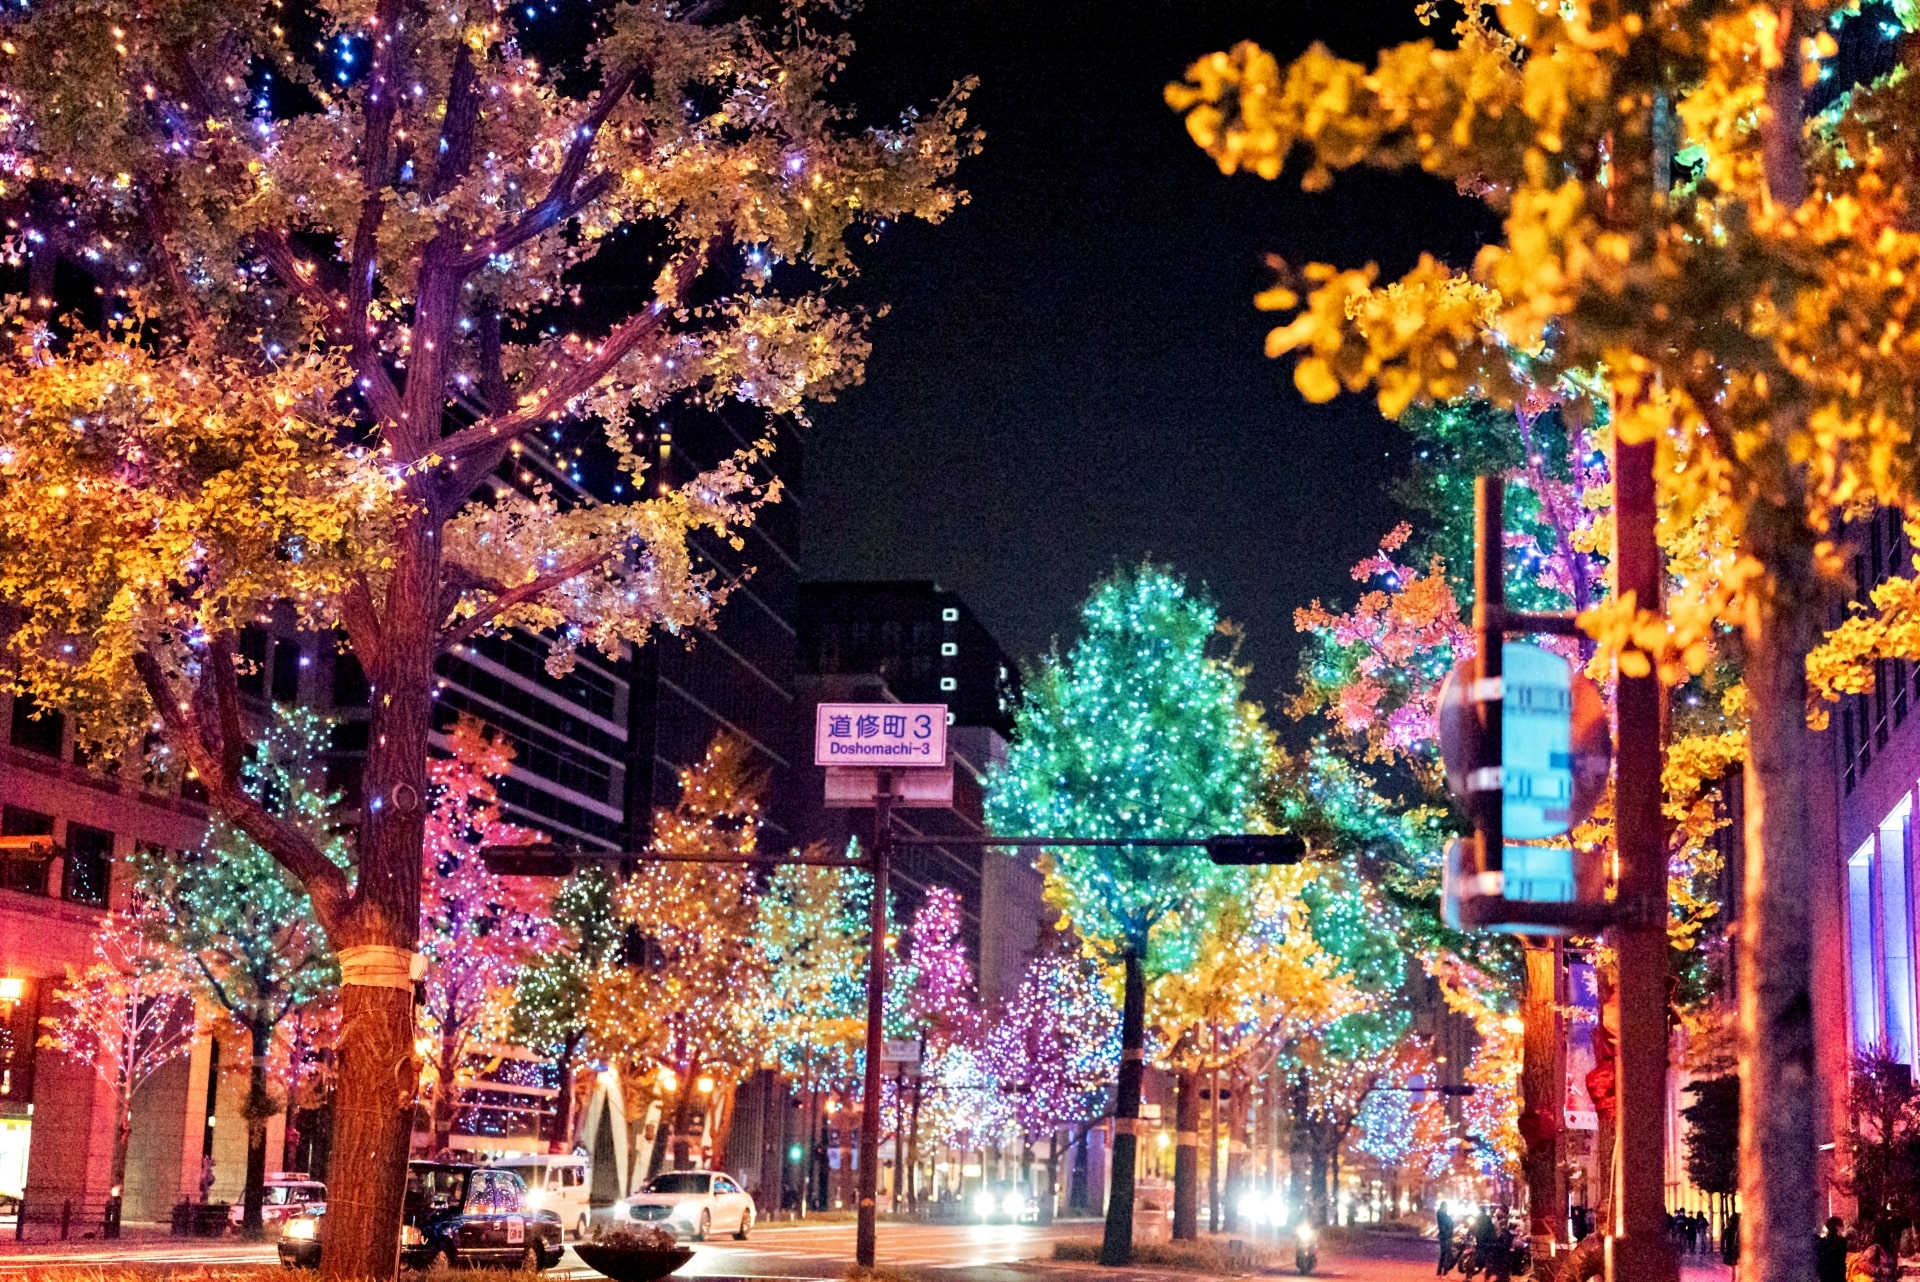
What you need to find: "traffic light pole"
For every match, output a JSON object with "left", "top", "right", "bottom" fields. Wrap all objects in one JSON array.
[{"left": 856, "top": 773, "right": 893, "bottom": 1270}]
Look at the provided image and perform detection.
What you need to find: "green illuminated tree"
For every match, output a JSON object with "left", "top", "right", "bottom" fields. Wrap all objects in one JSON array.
[
  {"left": 986, "top": 564, "right": 1272, "bottom": 1264},
  {"left": 135, "top": 705, "right": 346, "bottom": 1238},
  {"left": 511, "top": 866, "right": 621, "bottom": 1151}
]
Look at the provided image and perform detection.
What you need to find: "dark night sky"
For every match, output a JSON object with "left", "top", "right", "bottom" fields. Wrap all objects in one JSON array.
[{"left": 800, "top": 0, "right": 1499, "bottom": 700}]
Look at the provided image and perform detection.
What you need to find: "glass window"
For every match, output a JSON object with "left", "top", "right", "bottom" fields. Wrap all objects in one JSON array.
[
  {"left": 0, "top": 806, "right": 53, "bottom": 897},
  {"left": 1851, "top": 841, "right": 1879, "bottom": 1051},
  {"left": 1885, "top": 805, "right": 1917, "bottom": 1065},
  {"left": 63, "top": 824, "right": 112, "bottom": 908},
  {"left": 493, "top": 1172, "right": 523, "bottom": 1214},
  {"left": 9, "top": 695, "right": 62, "bottom": 758},
  {"left": 645, "top": 1173, "right": 710, "bottom": 1195}
]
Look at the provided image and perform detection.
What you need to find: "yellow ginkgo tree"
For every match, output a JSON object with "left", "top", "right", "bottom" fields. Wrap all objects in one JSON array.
[
  {"left": 0, "top": 0, "right": 975, "bottom": 1274},
  {"left": 1168, "top": 4, "right": 1920, "bottom": 1278}
]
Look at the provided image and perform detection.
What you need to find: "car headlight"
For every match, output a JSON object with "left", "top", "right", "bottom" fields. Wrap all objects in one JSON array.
[
  {"left": 400, "top": 1225, "right": 425, "bottom": 1246},
  {"left": 1296, "top": 1223, "right": 1316, "bottom": 1246},
  {"left": 285, "top": 1218, "right": 318, "bottom": 1241},
  {"left": 974, "top": 1193, "right": 996, "bottom": 1217},
  {"left": 1003, "top": 1194, "right": 1024, "bottom": 1215}
]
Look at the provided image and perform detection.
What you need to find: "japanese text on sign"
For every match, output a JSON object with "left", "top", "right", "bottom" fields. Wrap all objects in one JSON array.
[{"left": 813, "top": 703, "right": 948, "bottom": 768}]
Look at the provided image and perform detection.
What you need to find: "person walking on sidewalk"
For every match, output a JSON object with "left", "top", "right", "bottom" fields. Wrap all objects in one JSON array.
[
  {"left": 1816, "top": 1217, "right": 1848, "bottom": 1282},
  {"left": 1436, "top": 1203, "right": 1455, "bottom": 1275}
]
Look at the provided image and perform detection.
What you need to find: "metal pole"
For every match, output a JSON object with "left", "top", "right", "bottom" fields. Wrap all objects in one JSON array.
[
  {"left": 1605, "top": 438, "right": 1678, "bottom": 1282},
  {"left": 1472, "top": 475, "right": 1505, "bottom": 880},
  {"left": 857, "top": 772, "right": 893, "bottom": 1268}
]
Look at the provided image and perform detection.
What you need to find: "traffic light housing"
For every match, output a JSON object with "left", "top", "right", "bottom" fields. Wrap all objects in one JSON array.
[{"left": 1204, "top": 834, "right": 1306, "bottom": 866}]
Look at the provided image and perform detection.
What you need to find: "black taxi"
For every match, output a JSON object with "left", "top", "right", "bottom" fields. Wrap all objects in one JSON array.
[{"left": 278, "top": 1160, "right": 564, "bottom": 1271}]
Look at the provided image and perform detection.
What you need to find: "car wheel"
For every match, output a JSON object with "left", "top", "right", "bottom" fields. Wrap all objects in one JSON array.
[
  {"left": 735, "top": 1211, "right": 751, "bottom": 1241},
  {"left": 694, "top": 1210, "right": 710, "bottom": 1242},
  {"left": 436, "top": 1246, "right": 459, "bottom": 1271}
]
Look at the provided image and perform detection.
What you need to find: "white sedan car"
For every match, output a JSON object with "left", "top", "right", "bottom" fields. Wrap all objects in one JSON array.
[{"left": 615, "top": 1170, "right": 755, "bottom": 1241}]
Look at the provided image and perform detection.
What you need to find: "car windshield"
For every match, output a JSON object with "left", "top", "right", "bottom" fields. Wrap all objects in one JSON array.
[
  {"left": 405, "top": 1167, "right": 469, "bottom": 1215},
  {"left": 265, "top": 1187, "right": 295, "bottom": 1204},
  {"left": 645, "top": 1174, "right": 709, "bottom": 1195}
]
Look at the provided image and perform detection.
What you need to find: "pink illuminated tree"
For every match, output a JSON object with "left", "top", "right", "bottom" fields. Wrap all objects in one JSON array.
[{"left": 418, "top": 715, "right": 553, "bottom": 1156}]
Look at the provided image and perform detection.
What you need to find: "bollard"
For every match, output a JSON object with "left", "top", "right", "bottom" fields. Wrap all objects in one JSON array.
[
  {"left": 12, "top": 1193, "right": 22, "bottom": 1242},
  {"left": 59, "top": 1198, "right": 70, "bottom": 1240}
]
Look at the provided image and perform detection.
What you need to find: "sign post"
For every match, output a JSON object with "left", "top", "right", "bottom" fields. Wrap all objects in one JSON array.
[{"left": 811, "top": 705, "right": 948, "bottom": 1271}]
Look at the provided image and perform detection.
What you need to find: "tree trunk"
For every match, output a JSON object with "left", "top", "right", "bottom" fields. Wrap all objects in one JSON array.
[
  {"left": 1041, "top": 1132, "right": 1058, "bottom": 1226},
  {"left": 317, "top": 517, "right": 436, "bottom": 1282},
  {"left": 1207, "top": 1059, "right": 1221, "bottom": 1233},
  {"left": 321, "top": 982, "right": 418, "bottom": 1282},
  {"left": 1309, "top": 1137, "right": 1329, "bottom": 1228},
  {"left": 241, "top": 1017, "right": 274, "bottom": 1240},
  {"left": 431, "top": 1023, "right": 459, "bottom": 1157},
  {"left": 1737, "top": 523, "right": 1822, "bottom": 1282},
  {"left": 671, "top": 1063, "right": 701, "bottom": 1169},
  {"left": 1521, "top": 943, "right": 1563, "bottom": 1258},
  {"left": 550, "top": 1031, "right": 582, "bottom": 1151},
  {"left": 1224, "top": 1074, "right": 1246, "bottom": 1235},
  {"left": 1173, "top": 1066, "right": 1200, "bottom": 1240},
  {"left": 1100, "top": 951, "right": 1146, "bottom": 1266}
]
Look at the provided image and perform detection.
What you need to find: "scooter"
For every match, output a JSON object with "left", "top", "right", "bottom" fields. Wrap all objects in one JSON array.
[{"left": 1294, "top": 1221, "right": 1318, "bottom": 1275}]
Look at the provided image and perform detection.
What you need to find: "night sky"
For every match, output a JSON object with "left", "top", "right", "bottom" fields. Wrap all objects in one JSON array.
[{"left": 802, "top": 0, "right": 1500, "bottom": 701}]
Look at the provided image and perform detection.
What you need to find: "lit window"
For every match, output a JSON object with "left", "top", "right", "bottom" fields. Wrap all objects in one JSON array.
[
  {"left": 1846, "top": 795, "right": 1920, "bottom": 1065},
  {"left": 939, "top": 677, "right": 956, "bottom": 692},
  {"left": 941, "top": 608, "right": 959, "bottom": 623},
  {"left": 941, "top": 643, "right": 958, "bottom": 657}
]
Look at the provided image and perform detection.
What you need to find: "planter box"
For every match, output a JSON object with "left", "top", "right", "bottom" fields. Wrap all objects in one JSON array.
[{"left": 573, "top": 1243, "right": 695, "bottom": 1282}]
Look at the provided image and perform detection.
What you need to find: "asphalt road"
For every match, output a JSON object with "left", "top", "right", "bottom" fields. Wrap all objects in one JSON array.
[
  {"left": 0, "top": 1217, "right": 1091, "bottom": 1277},
  {"left": 0, "top": 1221, "right": 1740, "bottom": 1279}
]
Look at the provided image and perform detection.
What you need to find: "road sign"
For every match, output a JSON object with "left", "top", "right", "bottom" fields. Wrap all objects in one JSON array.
[
  {"left": 823, "top": 766, "right": 955, "bottom": 809},
  {"left": 881, "top": 1039, "right": 922, "bottom": 1066},
  {"left": 1442, "top": 838, "right": 1601, "bottom": 934},
  {"left": 1438, "top": 641, "right": 1610, "bottom": 838},
  {"left": 814, "top": 703, "right": 947, "bottom": 768}
]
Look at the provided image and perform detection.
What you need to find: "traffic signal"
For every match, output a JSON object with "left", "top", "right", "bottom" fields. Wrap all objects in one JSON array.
[
  {"left": 787, "top": 1144, "right": 804, "bottom": 1163},
  {"left": 1204, "top": 834, "right": 1306, "bottom": 866}
]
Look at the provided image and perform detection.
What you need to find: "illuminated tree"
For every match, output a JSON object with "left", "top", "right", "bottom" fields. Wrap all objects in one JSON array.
[
  {"left": 748, "top": 852, "right": 880, "bottom": 1206},
  {"left": 37, "top": 897, "right": 197, "bottom": 1219},
  {"left": 511, "top": 865, "right": 620, "bottom": 1150},
  {"left": 1148, "top": 866, "right": 1355, "bottom": 1236},
  {"left": 1167, "top": 4, "right": 1920, "bottom": 1269},
  {"left": 0, "top": 0, "right": 975, "bottom": 1268},
  {"left": 590, "top": 732, "right": 766, "bottom": 1169},
  {"left": 135, "top": 705, "right": 346, "bottom": 1237},
  {"left": 983, "top": 940, "right": 1119, "bottom": 1222},
  {"left": 418, "top": 716, "right": 551, "bottom": 1157},
  {"left": 987, "top": 564, "right": 1272, "bottom": 1263},
  {"left": 902, "top": 886, "right": 978, "bottom": 1048}
]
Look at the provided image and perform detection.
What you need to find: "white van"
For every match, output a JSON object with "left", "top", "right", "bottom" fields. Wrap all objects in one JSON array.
[{"left": 491, "top": 1154, "right": 592, "bottom": 1240}]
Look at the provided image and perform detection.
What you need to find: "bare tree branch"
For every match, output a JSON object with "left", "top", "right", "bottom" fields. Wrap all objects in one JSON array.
[
  {"left": 448, "top": 63, "right": 639, "bottom": 272},
  {"left": 205, "top": 630, "right": 249, "bottom": 789},
  {"left": 429, "top": 45, "right": 482, "bottom": 201},
  {"left": 346, "top": 0, "right": 411, "bottom": 431},
  {"left": 439, "top": 547, "right": 618, "bottom": 651},
  {"left": 132, "top": 650, "right": 352, "bottom": 923}
]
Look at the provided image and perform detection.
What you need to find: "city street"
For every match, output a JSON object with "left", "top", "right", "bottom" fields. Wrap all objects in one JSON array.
[{"left": 0, "top": 1221, "right": 1742, "bottom": 1280}]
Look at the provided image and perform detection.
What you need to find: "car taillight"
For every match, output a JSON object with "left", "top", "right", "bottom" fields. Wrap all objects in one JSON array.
[{"left": 400, "top": 1225, "right": 425, "bottom": 1246}]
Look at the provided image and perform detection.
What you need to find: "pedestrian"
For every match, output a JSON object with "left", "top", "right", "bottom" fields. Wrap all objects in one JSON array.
[
  {"left": 1437, "top": 1201, "right": 1455, "bottom": 1275},
  {"left": 1817, "top": 1216, "right": 1848, "bottom": 1282},
  {"left": 1721, "top": 1210, "right": 1740, "bottom": 1269},
  {"left": 1483, "top": 1206, "right": 1513, "bottom": 1282}
]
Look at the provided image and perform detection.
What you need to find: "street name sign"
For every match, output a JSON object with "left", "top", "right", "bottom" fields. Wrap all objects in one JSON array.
[{"left": 813, "top": 703, "right": 947, "bottom": 768}]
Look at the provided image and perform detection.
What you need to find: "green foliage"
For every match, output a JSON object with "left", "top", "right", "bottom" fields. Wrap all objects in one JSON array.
[
  {"left": 986, "top": 564, "right": 1272, "bottom": 971},
  {"left": 749, "top": 854, "right": 875, "bottom": 1088},
  {"left": 135, "top": 705, "right": 346, "bottom": 1030},
  {"left": 511, "top": 866, "right": 620, "bottom": 1059},
  {"left": 1682, "top": 1075, "right": 1740, "bottom": 1199}
]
